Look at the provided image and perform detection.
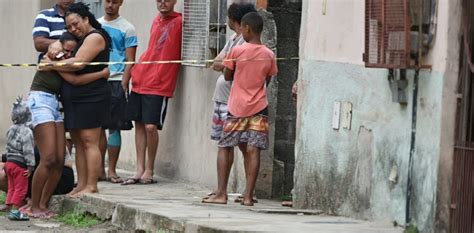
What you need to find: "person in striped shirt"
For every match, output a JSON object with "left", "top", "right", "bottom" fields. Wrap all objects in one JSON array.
[{"left": 32, "top": 0, "right": 75, "bottom": 60}]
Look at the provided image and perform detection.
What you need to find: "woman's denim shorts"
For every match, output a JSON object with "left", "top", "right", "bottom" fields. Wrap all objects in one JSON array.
[{"left": 27, "top": 91, "right": 63, "bottom": 127}]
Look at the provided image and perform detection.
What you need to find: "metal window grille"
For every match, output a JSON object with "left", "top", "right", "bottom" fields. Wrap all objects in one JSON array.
[
  {"left": 182, "top": 0, "right": 210, "bottom": 66},
  {"left": 450, "top": 0, "right": 474, "bottom": 232},
  {"left": 364, "top": 0, "right": 411, "bottom": 68}
]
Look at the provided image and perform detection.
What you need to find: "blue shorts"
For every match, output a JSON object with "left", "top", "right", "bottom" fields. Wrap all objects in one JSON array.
[{"left": 27, "top": 91, "right": 63, "bottom": 127}]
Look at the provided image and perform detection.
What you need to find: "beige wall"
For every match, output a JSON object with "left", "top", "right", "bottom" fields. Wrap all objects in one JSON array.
[
  {"left": 0, "top": 0, "right": 41, "bottom": 145},
  {"left": 117, "top": 0, "right": 249, "bottom": 192}
]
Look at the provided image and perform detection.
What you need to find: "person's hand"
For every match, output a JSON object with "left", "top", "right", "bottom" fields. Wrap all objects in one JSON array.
[
  {"left": 212, "top": 63, "right": 225, "bottom": 72},
  {"left": 38, "top": 57, "right": 53, "bottom": 71},
  {"left": 46, "top": 41, "right": 63, "bottom": 60},
  {"left": 102, "top": 68, "right": 110, "bottom": 79},
  {"left": 291, "top": 81, "right": 298, "bottom": 103},
  {"left": 122, "top": 79, "right": 129, "bottom": 93},
  {"left": 23, "top": 169, "right": 31, "bottom": 177}
]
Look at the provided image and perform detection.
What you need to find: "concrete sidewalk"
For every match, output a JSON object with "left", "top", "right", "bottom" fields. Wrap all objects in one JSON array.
[{"left": 54, "top": 176, "right": 403, "bottom": 233}]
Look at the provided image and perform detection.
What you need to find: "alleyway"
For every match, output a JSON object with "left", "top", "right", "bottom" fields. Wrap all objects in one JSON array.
[{"left": 49, "top": 171, "right": 403, "bottom": 233}]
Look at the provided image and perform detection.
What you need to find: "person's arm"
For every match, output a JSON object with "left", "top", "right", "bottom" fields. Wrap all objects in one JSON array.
[
  {"left": 39, "top": 33, "right": 106, "bottom": 72},
  {"left": 224, "top": 68, "right": 234, "bottom": 81},
  {"left": 34, "top": 37, "right": 57, "bottom": 53},
  {"left": 122, "top": 46, "right": 137, "bottom": 92},
  {"left": 32, "top": 11, "right": 54, "bottom": 53},
  {"left": 22, "top": 129, "right": 35, "bottom": 176},
  {"left": 222, "top": 51, "right": 235, "bottom": 81},
  {"left": 58, "top": 68, "right": 109, "bottom": 86}
]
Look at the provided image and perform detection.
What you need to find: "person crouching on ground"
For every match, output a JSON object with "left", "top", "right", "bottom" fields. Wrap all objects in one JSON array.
[
  {"left": 207, "top": 12, "right": 278, "bottom": 206},
  {"left": 2, "top": 98, "right": 35, "bottom": 220}
]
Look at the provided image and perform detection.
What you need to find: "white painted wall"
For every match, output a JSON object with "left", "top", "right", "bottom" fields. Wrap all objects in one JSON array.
[{"left": 295, "top": 0, "right": 458, "bottom": 231}]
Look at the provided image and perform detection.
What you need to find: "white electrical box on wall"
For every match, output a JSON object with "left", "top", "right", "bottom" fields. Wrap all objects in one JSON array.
[{"left": 332, "top": 101, "right": 341, "bottom": 130}]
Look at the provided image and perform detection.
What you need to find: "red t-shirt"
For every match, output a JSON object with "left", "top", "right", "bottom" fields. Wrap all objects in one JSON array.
[
  {"left": 131, "top": 12, "right": 182, "bottom": 97},
  {"left": 223, "top": 43, "right": 278, "bottom": 117}
]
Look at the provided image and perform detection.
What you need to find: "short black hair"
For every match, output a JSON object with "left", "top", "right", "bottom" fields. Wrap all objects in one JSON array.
[
  {"left": 59, "top": 31, "right": 77, "bottom": 44},
  {"left": 227, "top": 3, "right": 257, "bottom": 24},
  {"left": 241, "top": 12, "right": 263, "bottom": 34}
]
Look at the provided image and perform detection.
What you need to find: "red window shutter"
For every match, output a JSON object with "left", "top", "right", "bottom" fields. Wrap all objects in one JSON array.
[{"left": 364, "top": 0, "right": 412, "bottom": 68}]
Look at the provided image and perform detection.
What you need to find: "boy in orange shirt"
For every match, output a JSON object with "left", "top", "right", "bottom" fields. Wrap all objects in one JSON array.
[{"left": 207, "top": 12, "right": 278, "bottom": 206}]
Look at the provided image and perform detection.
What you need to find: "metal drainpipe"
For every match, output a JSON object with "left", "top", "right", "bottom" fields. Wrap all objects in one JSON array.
[
  {"left": 405, "top": 0, "right": 424, "bottom": 226},
  {"left": 405, "top": 66, "right": 420, "bottom": 225}
]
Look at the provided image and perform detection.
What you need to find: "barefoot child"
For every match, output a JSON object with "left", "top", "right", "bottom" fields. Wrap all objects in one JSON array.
[
  {"left": 3, "top": 97, "right": 35, "bottom": 220},
  {"left": 216, "top": 12, "right": 278, "bottom": 206}
]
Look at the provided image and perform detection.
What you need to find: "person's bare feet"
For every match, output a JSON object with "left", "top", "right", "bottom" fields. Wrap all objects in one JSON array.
[
  {"left": 67, "top": 186, "right": 85, "bottom": 198},
  {"left": 73, "top": 186, "right": 98, "bottom": 198},
  {"left": 202, "top": 193, "right": 227, "bottom": 204},
  {"left": 241, "top": 197, "right": 254, "bottom": 206},
  {"left": 140, "top": 170, "right": 154, "bottom": 182}
]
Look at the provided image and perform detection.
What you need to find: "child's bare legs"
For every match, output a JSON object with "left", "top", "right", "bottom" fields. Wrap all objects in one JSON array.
[
  {"left": 205, "top": 147, "right": 234, "bottom": 198},
  {"left": 242, "top": 145, "right": 260, "bottom": 206},
  {"left": 204, "top": 147, "right": 232, "bottom": 204}
]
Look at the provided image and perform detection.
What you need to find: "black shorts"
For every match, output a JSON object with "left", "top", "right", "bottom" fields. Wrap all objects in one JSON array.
[
  {"left": 127, "top": 91, "right": 169, "bottom": 130},
  {"left": 104, "top": 81, "right": 133, "bottom": 130}
]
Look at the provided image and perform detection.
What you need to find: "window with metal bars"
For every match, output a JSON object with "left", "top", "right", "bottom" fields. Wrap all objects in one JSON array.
[
  {"left": 182, "top": 0, "right": 227, "bottom": 66},
  {"left": 364, "top": 0, "right": 411, "bottom": 68}
]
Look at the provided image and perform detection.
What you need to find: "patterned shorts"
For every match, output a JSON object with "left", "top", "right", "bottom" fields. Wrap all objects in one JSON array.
[
  {"left": 218, "top": 111, "right": 269, "bottom": 150},
  {"left": 211, "top": 102, "right": 228, "bottom": 141}
]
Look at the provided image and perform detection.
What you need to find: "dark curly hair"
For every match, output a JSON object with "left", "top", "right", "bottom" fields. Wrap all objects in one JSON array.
[
  {"left": 65, "top": 2, "right": 111, "bottom": 50},
  {"left": 228, "top": 3, "right": 257, "bottom": 24}
]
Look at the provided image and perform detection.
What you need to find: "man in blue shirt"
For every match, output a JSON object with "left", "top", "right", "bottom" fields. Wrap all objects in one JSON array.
[
  {"left": 32, "top": 0, "right": 74, "bottom": 58},
  {"left": 98, "top": 0, "right": 138, "bottom": 184}
]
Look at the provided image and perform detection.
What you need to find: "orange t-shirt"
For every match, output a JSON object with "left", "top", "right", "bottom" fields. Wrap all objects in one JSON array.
[{"left": 223, "top": 43, "right": 278, "bottom": 117}]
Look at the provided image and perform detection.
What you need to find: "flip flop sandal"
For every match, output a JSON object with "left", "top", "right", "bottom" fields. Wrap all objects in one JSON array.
[
  {"left": 27, "top": 210, "right": 51, "bottom": 219},
  {"left": 202, "top": 192, "right": 216, "bottom": 200},
  {"left": 138, "top": 178, "right": 157, "bottom": 184},
  {"left": 240, "top": 201, "right": 254, "bottom": 207},
  {"left": 201, "top": 198, "right": 227, "bottom": 205},
  {"left": 108, "top": 176, "right": 123, "bottom": 184},
  {"left": 46, "top": 210, "right": 58, "bottom": 218},
  {"left": 8, "top": 210, "right": 30, "bottom": 221},
  {"left": 121, "top": 177, "right": 140, "bottom": 186},
  {"left": 234, "top": 196, "right": 258, "bottom": 203}
]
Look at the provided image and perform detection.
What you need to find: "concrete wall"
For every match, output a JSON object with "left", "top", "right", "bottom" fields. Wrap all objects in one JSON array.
[
  {"left": 267, "top": 0, "right": 301, "bottom": 198},
  {"left": 117, "top": 1, "right": 223, "bottom": 190},
  {"left": 0, "top": 0, "right": 41, "bottom": 146},
  {"left": 294, "top": 0, "right": 460, "bottom": 232},
  {"left": 117, "top": 0, "right": 274, "bottom": 197}
]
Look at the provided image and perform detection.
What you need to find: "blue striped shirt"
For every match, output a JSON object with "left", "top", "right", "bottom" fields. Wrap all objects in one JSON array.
[{"left": 32, "top": 5, "right": 66, "bottom": 39}]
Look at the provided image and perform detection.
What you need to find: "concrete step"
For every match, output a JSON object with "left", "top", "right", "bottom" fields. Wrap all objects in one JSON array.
[{"left": 51, "top": 178, "right": 402, "bottom": 233}]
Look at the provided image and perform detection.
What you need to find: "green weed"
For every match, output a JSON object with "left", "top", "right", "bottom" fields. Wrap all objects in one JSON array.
[
  {"left": 0, "top": 192, "right": 5, "bottom": 204},
  {"left": 56, "top": 205, "right": 100, "bottom": 228},
  {"left": 404, "top": 225, "right": 419, "bottom": 233}
]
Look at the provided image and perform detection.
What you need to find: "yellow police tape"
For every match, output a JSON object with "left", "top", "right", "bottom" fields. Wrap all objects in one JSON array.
[{"left": 0, "top": 57, "right": 299, "bottom": 68}]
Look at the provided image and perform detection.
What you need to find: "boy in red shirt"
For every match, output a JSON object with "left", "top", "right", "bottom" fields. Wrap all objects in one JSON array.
[
  {"left": 123, "top": 0, "right": 182, "bottom": 185},
  {"left": 207, "top": 12, "right": 278, "bottom": 206}
]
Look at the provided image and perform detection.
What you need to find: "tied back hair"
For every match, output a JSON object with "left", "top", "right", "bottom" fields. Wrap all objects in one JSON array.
[{"left": 65, "top": 2, "right": 111, "bottom": 50}]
